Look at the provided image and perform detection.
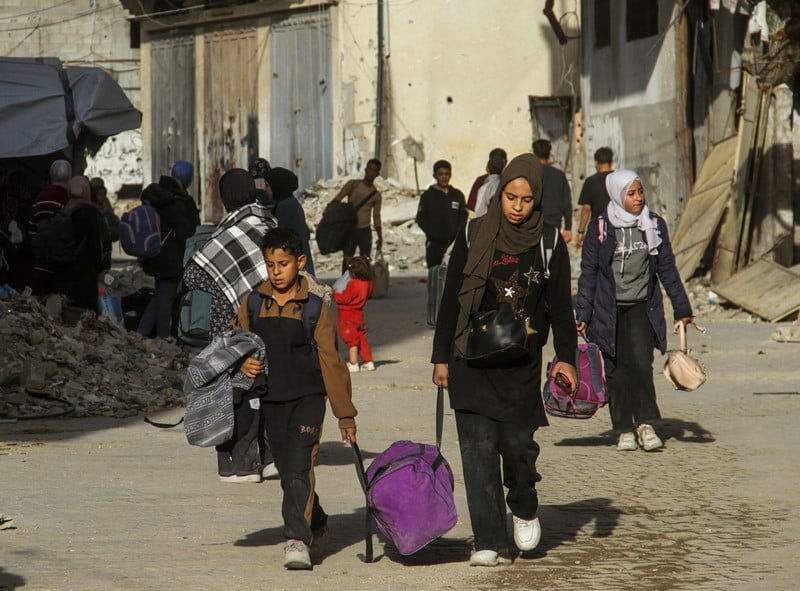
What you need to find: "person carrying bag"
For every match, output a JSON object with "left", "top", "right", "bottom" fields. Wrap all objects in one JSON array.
[{"left": 430, "top": 153, "right": 577, "bottom": 567}]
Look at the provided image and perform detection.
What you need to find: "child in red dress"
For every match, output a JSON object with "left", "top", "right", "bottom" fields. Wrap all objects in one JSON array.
[{"left": 334, "top": 256, "right": 375, "bottom": 372}]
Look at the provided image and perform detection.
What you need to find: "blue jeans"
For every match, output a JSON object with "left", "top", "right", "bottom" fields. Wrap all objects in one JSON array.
[
  {"left": 137, "top": 278, "right": 178, "bottom": 338},
  {"left": 455, "top": 410, "right": 541, "bottom": 552}
]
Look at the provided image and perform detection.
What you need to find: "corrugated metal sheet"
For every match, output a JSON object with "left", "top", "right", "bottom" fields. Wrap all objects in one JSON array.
[
  {"left": 150, "top": 34, "right": 196, "bottom": 195},
  {"left": 271, "top": 9, "right": 333, "bottom": 190},
  {"left": 202, "top": 27, "right": 258, "bottom": 222}
]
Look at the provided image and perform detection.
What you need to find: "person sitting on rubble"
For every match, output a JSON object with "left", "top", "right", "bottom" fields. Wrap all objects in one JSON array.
[
  {"left": 575, "top": 169, "right": 694, "bottom": 452},
  {"left": 137, "top": 161, "right": 200, "bottom": 338}
]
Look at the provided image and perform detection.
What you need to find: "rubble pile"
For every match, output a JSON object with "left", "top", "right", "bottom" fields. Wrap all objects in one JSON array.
[
  {"left": 299, "top": 177, "right": 427, "bottom": 276},
  {"left": 0, "top": 295, "right": 191, "bottom": 420}
]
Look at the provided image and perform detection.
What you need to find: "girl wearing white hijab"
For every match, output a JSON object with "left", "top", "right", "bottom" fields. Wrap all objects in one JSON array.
[{"left": 575, "top": 170, "right": 693, "bottom": 452}]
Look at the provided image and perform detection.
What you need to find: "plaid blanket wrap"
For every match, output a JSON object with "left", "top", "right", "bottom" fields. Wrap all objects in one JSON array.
[
  {"left": 191, "top": 203, "right": 278, "bottom": 308},
  {"left": 183, "top": 329, "right": 266, "bottom": 447}
]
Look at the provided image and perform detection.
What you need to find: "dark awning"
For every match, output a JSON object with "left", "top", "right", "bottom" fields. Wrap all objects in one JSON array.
[{"left": 0, "top": 57, "right": 142, "bottom": 159}]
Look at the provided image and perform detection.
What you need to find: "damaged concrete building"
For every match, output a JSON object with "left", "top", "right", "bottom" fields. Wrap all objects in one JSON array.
[
  {"left": 578, "top": 0, "right": 800, "bottom": 320},
  {"left": 119, "top": 0, "right": 582, "bottom": 222}
]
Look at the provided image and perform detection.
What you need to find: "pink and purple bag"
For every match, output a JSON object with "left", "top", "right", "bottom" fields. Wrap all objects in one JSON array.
[{"left": 543, "top": 342, "right": 608, "bottom": 419}]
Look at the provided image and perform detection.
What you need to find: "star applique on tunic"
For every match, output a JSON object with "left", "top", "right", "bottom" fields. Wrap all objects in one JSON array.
[{"left": 492, "top": 269, "right": 528, "bottom": 312}]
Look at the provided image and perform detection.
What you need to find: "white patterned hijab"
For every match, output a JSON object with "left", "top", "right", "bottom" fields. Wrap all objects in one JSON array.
[{"left": 605, "top": 169, "right": 661, "bottom": 255}]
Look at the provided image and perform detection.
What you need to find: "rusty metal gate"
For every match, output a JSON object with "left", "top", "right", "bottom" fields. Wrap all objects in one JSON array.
[
  {"left": 201, "top": 27, "right": 259, "bottom": 223},
  {"left": 150, "top": 33, "right": 196, "bottom": 196},
  {"left": 270, "top": 9, "right": 333, "bottom": 190}
]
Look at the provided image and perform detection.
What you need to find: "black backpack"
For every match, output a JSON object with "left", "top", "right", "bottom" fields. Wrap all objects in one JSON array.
[{"left": 32, "top": 203, "right": 89, "bottom": 266}]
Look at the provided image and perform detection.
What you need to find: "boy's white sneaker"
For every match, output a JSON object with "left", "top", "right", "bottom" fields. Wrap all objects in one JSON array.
[
  {"left": 361, "top": 361, "right": 375, "bottom": 371},
  {"left": 469, "top": 549, "right": 512, "bottom": 567},
  {"left": 512, "top": 515, "right": 541, "bottom": 551},
  {"left": 283, "top": 539, "right": 312, "bottom": 569},
  {"left": 261, "top": 462, "right": 279, "bottom": 480},
  {"left": 346, "top": 362, "right": 360, "bottom": 373},
  {"left": 218, "top": 473, "right": 261, "bottom": 483}
]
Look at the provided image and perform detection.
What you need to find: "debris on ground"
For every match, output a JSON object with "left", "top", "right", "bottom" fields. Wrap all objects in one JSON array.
[{"left": 0, "top": 294, "right": 191, "bottom": 420}]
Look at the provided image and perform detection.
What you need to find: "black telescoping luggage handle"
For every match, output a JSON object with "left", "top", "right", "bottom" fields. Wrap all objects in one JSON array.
[{"left": 350, "top": 385, "right": 445, "bottom": 563}]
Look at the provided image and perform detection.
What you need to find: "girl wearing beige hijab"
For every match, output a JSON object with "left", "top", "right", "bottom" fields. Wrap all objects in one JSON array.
[{"left": 431, "top": 153, "right": 577, "bottom": 566}]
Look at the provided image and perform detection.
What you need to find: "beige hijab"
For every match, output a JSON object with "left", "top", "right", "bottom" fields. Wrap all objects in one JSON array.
[{"left": 453, "top": 153, "right": 544, "bottom": 357}]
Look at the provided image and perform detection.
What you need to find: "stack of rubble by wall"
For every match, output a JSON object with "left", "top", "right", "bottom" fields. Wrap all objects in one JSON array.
[{"left": 0, "top": 295, "right": 190, "bottom": 421}]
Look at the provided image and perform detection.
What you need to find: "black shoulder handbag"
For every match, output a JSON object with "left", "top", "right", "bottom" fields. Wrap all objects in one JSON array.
[{"left": 464, "top": 301, "right": 530, "bottom": 368}]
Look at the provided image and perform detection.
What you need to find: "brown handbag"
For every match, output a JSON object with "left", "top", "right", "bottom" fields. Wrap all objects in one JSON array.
[{"left": 663, "top": 321, "right": 707, "bottom": 391}]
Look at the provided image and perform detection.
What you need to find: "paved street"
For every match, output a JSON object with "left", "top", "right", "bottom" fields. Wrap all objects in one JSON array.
[{"left": 2, "top": 273, "right": 799, "bottom": 591}]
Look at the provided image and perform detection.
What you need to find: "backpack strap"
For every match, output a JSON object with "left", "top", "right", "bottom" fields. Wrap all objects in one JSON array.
[
  {"left": 247, "top": 288, "right": 263, "bottom": 328},
  {"left": 353, "top": 189, "right": 378, "bottom": 213},
  {"left": 540, "top": 225, "right": 557, "bottom": 280},
  {"left": 247, "top": 285, "right": 322, "bottom": 345},
  {"left": 303, "top": 293, "right": 323, "bottom": 345}
]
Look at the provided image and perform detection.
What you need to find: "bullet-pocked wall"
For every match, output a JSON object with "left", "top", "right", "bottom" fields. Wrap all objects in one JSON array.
[
  {"left": 579, "top": 0, "right": 691, "bottom": 230},
  {"left": 335, "top": 0, "right": 581, "bottom": 192}
]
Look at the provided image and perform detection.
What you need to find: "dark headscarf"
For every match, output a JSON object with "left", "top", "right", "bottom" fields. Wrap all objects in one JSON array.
[
  {"left": 453, "top": 153, "right": 544, "bottom": 356},
  {"left": 219, "top": 168, "right": 256, "bottom": 213},
  {"left": 265, "top": 167, "right": 299, "bottom": 200}
]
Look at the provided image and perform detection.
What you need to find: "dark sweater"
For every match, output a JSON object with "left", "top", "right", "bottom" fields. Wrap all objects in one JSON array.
[
  {"left": 541, "top": 165, "right": 572, "bottom": 230},
  {"left": 432, "top": 223, "right": 576, "bottom": 426}
]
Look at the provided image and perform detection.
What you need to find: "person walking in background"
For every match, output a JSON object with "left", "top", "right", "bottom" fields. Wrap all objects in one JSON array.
[
  {"left": 184, "top": 168, "right": 278, "bottom": 340},
  {"left": 332, "top": 159, "right": 383, "bottom": 271},
  {"left": 431, "top": 153, "right": 577, "bottom": 567},
  {"left": 575, "top": 170, "right": 693, "bottom": 452},
  {"left": 473, "top": 150, "right": 507, "bottom": 217},
  {"left": 466, "top": 148, "right": 507, "bottom": 213},
  {"left": 334, "top": 255, "right": 375, "bottom": 373},
  {"left": 415, "top": 159, "right": 467, "bottom": 268},
  {"left": 28, "top": 159, "right": 72, "bottom": 295},
  {"left": 90, "top": 177, "right": 121, "bottom": 244},
  {"left": 184, "top": 168, "right": 280, "bottom": 483},
  {"left": 232, "top": 227, "right": 357, "bottom": 570},
  {"left": 267, "top": 167, "right": 315, "bottom": 276},
  {"left": 138, "top": 161, "right": 200, "bottom": 338},
  {"left": 576, "top": 147, "right": 614, "bottom": 249},
  {"left": 533, "top": 139, "right": 573, "bottom": 244},
  {"left": 249, "top": 157, "right": 272, "bottom": 206}
]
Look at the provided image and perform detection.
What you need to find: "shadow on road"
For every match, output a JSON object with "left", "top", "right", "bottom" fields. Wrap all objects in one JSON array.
[
  {"left": 0, "top": 567, "right": 25, "bottom": 590},
  {"left": 551, "top": 417, "right": 715, "bottom": 447},
  {"left": 659, "top": 417, "right": 715, "bottom": 443},
  {"left": 523, "top": 497, "right": 621, "bottom": 558}
]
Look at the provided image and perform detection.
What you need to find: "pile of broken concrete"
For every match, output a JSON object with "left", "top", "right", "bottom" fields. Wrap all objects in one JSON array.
[{"left": 0, "top": 294, "right": 190, "bottom": 421}]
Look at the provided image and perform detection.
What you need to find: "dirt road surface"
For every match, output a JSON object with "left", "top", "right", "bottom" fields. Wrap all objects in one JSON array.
[{"left": 2, "top": 272, "right": 799, "bottom": 590}]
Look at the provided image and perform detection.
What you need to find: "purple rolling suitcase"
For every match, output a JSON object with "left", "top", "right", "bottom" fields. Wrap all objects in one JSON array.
[{"left": 352, "top": 387, "right": 457, "bottom": 560}]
